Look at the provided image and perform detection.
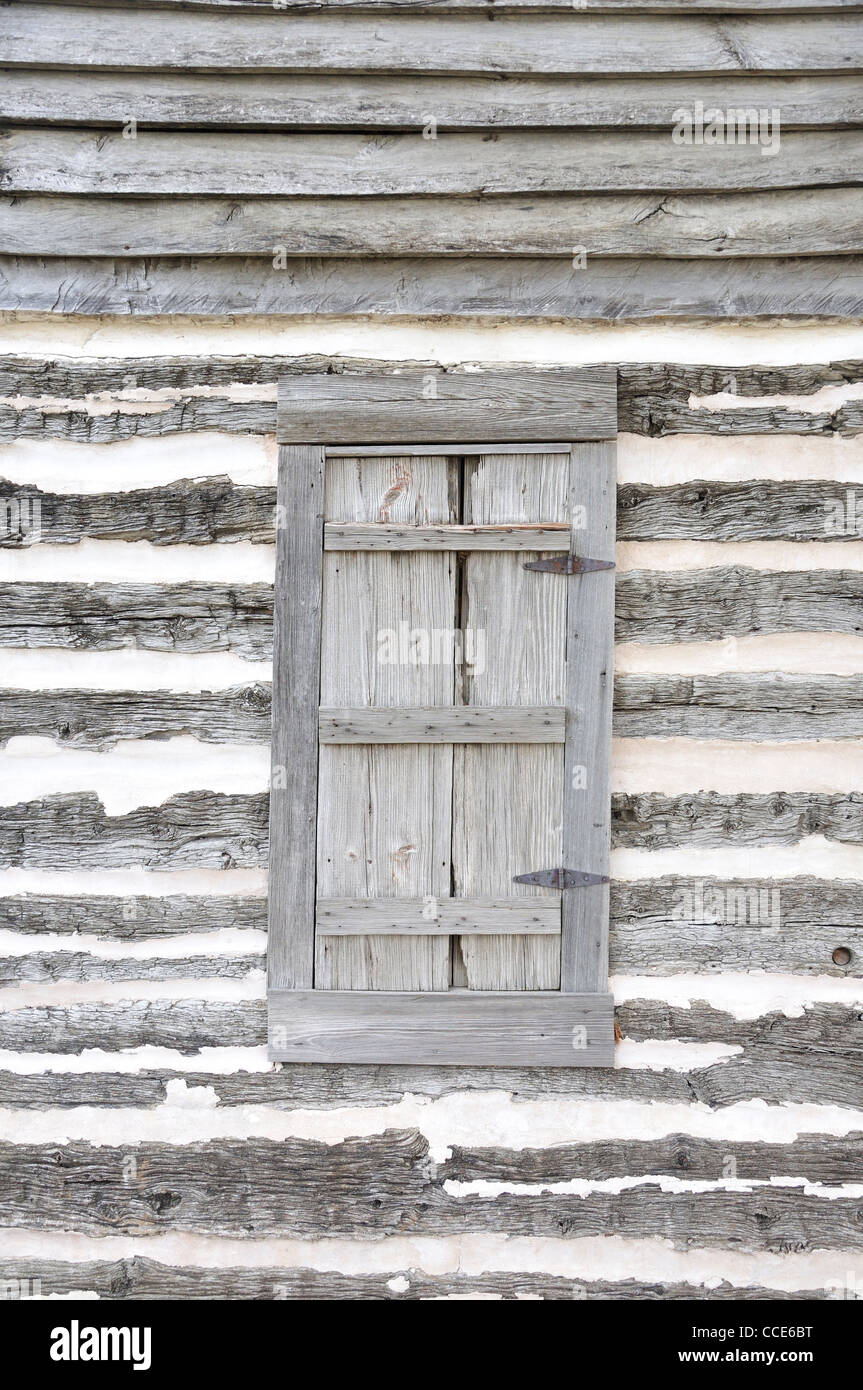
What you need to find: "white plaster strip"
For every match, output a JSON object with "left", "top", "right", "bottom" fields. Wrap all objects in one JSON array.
[
  {"left": 618, "top": 432, "right": 863, "bottom": 484},
  {"left": 0, "top": 649, "right": 272, "bottom": 692},
  {"left": 612, "top": 738, "right": 863, "bottom": 794},
  {"left": 1, "top": 1086, "right": 860, "bottom": 1156},
  {"left": 0, "top": 736, "right": 270, "bottom": 813},
  {"left": 612, "top": 837, "right": 863, "bottom": 882},
  {"left": 0, "top": 974, "right": 265, "bottom": 1011},
  {"left": 0, "top": 432, "right": 276, "bottom": 491},
  {"left": 3, "top": 384, "right": 277, "bottom": 413},
  {"left": 0, "top": 868, "right": 268, "bottom": 896},
  {"left": 616, "top": 540, "right": 863, "bottom": 572},
  {"left": 2, "top": 312, "right": 862, "bottom": 365},
  {"left": 0, "top": 928, "right": 267, "bottom": 960},
  {"left": 615, "top": 633, "right": 863, "bottom": 674},
  {"left": 2, "top": 1227, "right": 859, "bottom": 1295},
  {"left": 447, "top": 1176, "right": 863, "bottom": 1201},
  {"left": 0, "top": 540, "right": 275, "bottom": 584}
]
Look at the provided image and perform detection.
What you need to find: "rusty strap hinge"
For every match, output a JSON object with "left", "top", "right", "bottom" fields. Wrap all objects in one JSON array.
[
  {"left": 524, "top": 557, "right": 615, "bottom": 575},
  {"left": 513, "top": 869, "right": 610, "bottom": 889}
]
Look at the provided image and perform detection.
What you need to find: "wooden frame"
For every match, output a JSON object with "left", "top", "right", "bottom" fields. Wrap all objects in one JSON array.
[{"left": 268, "top": 368, "right": 617, "bottom": 1066}]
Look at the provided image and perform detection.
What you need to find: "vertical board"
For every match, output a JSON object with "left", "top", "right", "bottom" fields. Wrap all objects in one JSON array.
[
  {"left": 560, "top": 439, "right": 617, "bottom": 993},
  {"left": 316, "top": 455, "right": 457, "bottom": 990},
  {"left": 453, "top": 452, "right": 568, "bottom": 990},
  {"left": 268, "top": 444, "right": 326, "bottom": 991}
]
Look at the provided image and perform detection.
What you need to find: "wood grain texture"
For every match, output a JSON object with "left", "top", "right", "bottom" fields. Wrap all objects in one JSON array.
[
  {"left": 562, "top": 439, "right": 616, "bottom": 994},
  {"left": 270, "top": 989, "right": 615, "bottom": 1065},
  {"left": 5, "top": 9, "right": 861, "bottom": 74},
  {"left": 316, "top": 454, "right": 455, "bottom": 990},
  {"left": 611, "top": 792, "right": 863, "bottom": 849},
  {"left": 5, "top": 189, "right": 863, "bottom": 258},
  {"left": 6, "top": 128, "right": 860, "bottom": 196},
  {"left": 0, "top": 893, "right": 267, "bottom": 938},
  {"left": 0, "top": 686, "right": 273, "bottom": 748},
  {"left": 278, "top": 369, "right": 616, "bottom": 443},
  {"left": 325, "top": 523, "right": 570, "bottom": 549},
  {"left": 5, "top": 255, "right": 861, "bottom": 319},
  {"left": 267, "top": 445, "right": 325, "bottom": 991},
  {"left": 13, "top": 1, "right": 863, "bottom": 14},
  {"left": 4, "top": 72, "right": 861, "bottom": 132},
  {"left": 317, "top": 897, "right": 559, "bottom": 934},
  {"left": 455, "top": 451, "right": 569, "bottom": 990},
  {"left": 0, "top": 1260, "right": 835, "bottom": 1302},
  {"left": 319, "top": 706, "right": 565, "bottom": 742}
]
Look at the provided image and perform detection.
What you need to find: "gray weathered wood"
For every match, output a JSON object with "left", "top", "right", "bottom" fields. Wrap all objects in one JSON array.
[
  {"left": 454, "top": 449, "right": 569, "bottom": 990},
  {"left": 0, "top": 893, "right": 267, "bottom": 938},
  {"left": 315, "top": 453, "right": 455, "bottom": 991},
  {"left": 325, "top": 523, "right": 570, "bottom": 550},
  {"left": 15, "top": 0, "right": 863, "bottom": 12},
  {"left": 6, "top": 128, "right": 860, "bottom": 196},
  {"left": 562, "top": 439, "right": 617, "bottom": 994},
  {"left": 4, "top": 71, "right": 860, "bottom": 132},
  {"left": 5, "top": 9, "right": 860, "bottom": 74},
  {"left": 278, "top": 369, "right": 616, "bottom": 443},
  {"left": 267, "top": 445, "right": 324, "bottom": 991},
  {"left": 316, "top": 898, "right": 559, "bottom": 934},
  {"left": 611, "top": 792, "right": 863, "bottom": 850},
  {"left": 325, "top": 443, "right": 571, "bottom": 455},
  {"left": 6, "top": 188, "right": 863, "bottom": 258},
  {"left": 269, "top": 989, "right": 615, "bottom": 1064},
  {"left": 319, "top": 706, "right": 565, "bottom": 742},
  {"left": 0, "top": 687, "right": 273, "bottom": 747},
  {"left": 5, "top": 255, "right": 862, "bottom": 320}
]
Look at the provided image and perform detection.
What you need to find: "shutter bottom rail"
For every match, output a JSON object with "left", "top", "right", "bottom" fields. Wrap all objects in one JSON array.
[{"left": 268, "top": 989, "right": 615, "bottom": 1066}]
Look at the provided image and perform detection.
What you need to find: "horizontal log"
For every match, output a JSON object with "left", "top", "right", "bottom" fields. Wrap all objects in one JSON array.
[
  {"left": 612, "top": 792, "right": 863, "bottom": 849},
  {"left": 324, "top": 523, "right": 570, "bottom": 549},
  {"left": 269, "top": 989, "right": 615, "bottom": 1065},
  {"left": 318, "top": 707, "right": 565, "bottom": 742},
  {"left": 4, "top": 479, "right": 863, "bottom": 551},
  {"left": 0, "top": 952, "right": 263, "bottom": 985},
  {"left": 0, "top": 1260, "right": 832, "bottom": 1302},
  {"left": 11, "top": 1, "right": 863, "bottom": 15},
  {"left": 317, "top": 897, "right": 560, "bottom": 934},
  {"left": 3, "top": 255, "right": 862, "bottom": 319},
  {"left": 3, "top": 1134, "right": 862, "bottom": 1245},
  {"left": 0, "top": 583, "right": 273, "bottom": 658},
  {"left": 278, "top": 367, "right": 616, "bottom": 443},
  {"left": 615, "top": 568, "right": 863, "bottom": 642},
  {"left": 0, "top": 792, "right": 269, "bottom": 872},
  {"left": 3, "top": 72, "right": 860, "bottom": 132},
  {"left": 0, "top": 894, "right": 267, "bottom": 938},
  {"left": 0, "top": 685, "right": 272, "bottom": 748},
  {"left": 5, "top": 129, "right": 859, "bottom": 197},
  {"left": 6, "top": 10, "right": 860, "bottom": 75}
]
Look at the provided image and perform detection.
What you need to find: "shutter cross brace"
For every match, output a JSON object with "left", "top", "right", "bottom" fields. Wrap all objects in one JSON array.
[
  {"left": 524, "top": 557, "right": 615, "bottom": 574},
  {"left": 513, "top": 869, "right": 611, "bottom": 889}
]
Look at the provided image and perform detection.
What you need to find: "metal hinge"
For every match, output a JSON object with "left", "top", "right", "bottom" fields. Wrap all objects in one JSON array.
[
  {"left": 513, "top": 869, "right": 610, "bottom": 889},
  {"left": 524, "top": 556, "right": 615, "bottom": 575}
]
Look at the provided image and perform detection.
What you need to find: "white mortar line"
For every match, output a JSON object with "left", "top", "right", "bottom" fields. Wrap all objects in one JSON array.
[
  {"left": 617, "top": 432, "right": 863, "bottom": 484},
  {"left": 617, "top": 540, "right": 863, "bottom": 571},
  {"left": 0, "top": 649, "right": 273, "bottom": 691},
  {"left": 0, "top": 928, "right": 267, "bottom": 960},
  {"left": 0, "top": 433, "right": 277, "bottom": 491},
  {"left": 690, "top": 382, "right": 863, "bottom": 413},
  {"left": 612, "top": 738, "right": 863, "bottom": 794},
  {"left": 611, "top": 837, "right": 863, "bottom": 882},
  {"left": 0, "top": 540, "right": 275, "bottom": 584},
  {"left": 615, "top": 633, "right": 863, "bottom": 674},
  {"left": 0, "top": 868, "right": 268, "bottom": 895}
]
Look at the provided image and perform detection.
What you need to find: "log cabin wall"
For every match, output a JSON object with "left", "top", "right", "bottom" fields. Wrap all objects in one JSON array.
[{"left": 1, "top": 0, "right": 863, "bottom": 1301}]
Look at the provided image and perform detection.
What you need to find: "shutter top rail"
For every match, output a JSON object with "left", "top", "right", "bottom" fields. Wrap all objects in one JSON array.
[{"left": 277, "top": 367, "right": 617, "bottom": 443}]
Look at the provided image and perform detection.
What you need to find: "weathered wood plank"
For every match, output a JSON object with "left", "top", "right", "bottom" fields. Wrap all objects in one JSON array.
[
  {"left": 2, "top": 569, "right": 857, "bottom": 657},
  {"left": 0, "top": 583, "right": 273, "bottom": 657},
  {"left": 316, "top": 453, "right": 455, "bottom": 990},
  {"left": 0, "top": 894, "right": 267, "bottom": 938},
  {"left": 455, "top": 450, "right": 569, "bottom": 990},
  {"left": 3, "top": 1135, "right": 863, "bottom": 1245},
  {"left": 616, "top": 568, "right": 863, "bottom": 642},
  {"left": 0, "top": 1260, "right": 834, "bottom": 1303},
  {"left": 267, "top": 445, "right": 324, "bottom": 992},
  {"left": 562, "top": 439, "right": 616, "bottom": 994},
  {"left": 7, "top": 674, "right": 863, "bottom": 749},
  {"left": 4, "top": 72, "right": 860, "bottom": 132},
  {"left": 15, "top": 1, "right": 863, "bottom": 14},
  {"left": 317, "top": 897, "right": 559, "bottom": 934},
  {"left": 0, "top": 951, "right": 263, "bottom": 985},
  {"left": 612, "top": 792, "right": 863, "bottom": 849},
  {"left": 325, "top": 523, "right": 570, "bottom": 550},
  {"left": 6, "top": 129, "right": 859, "bottom": 196},
  {"left": 0, "top": 793, "right": 269, "bottom": 872},
  {"left": 278, "top": 369, "right": 616, "bottom": 443},
  {"left": 7, "top": 188, "right": 861, "bottom": 259},
  {"left": 319, "top": 706, "right": 565, "bottom": 742},
  {"left": 5, "top": 255, "right": 861, "bottom": 320},
  {"left": 0, "top": 686, "right": 273, "bottom": 748},
  {"left": 6, "top": 478, "right": 863, "bottom": 549},
  {"left": 5, "top": 10, "right": 860, "bottom": 74},
  {"left": 270, "top": 990, "right": 615, "bottom": 1064}
]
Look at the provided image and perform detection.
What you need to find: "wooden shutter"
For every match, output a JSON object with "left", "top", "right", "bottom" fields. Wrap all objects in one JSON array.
[{"left": 268, "top": 369, "right": 617, "bottom": 1066}]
